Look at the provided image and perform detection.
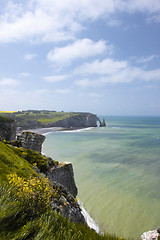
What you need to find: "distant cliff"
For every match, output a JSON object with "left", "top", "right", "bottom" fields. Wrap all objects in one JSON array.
[
  {"left": 0, "top": 110, "right": 101, "bottom": 130},
  {"left": 46, "top": 113, "right": 98, "bottom": 128}
]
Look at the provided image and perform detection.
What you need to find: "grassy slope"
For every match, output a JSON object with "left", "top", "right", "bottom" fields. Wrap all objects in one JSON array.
[
  {"left": 0, "top": 111, "right": 80, "bottom": 124},
  {"left": 0, "top": 142, "right": 37, "bottom": 182},
  {"left": 0, "top": 142, "right": 122, "bottom": 240}
]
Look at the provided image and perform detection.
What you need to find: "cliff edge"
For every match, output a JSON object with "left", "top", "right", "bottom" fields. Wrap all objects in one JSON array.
[
  {"left": 0, "top": 110, "right": 100, "bottom": 130},
  {"left": 46, "top": 112, "right": 98, "bottom": 128}
]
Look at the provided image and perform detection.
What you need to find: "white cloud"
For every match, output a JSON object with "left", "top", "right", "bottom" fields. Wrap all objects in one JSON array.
[
  {"left": 75, "top": 58, "right": 128, "bottom": 75},
  {"left": 140, "top": 69, "right": 160, "bottom": 81},
  {"left": 44, "top": 75, "right": 69, "bottom": 82},
  {"left": 47, "top": 39, "right": 109, "bottom": 64},
  {"left": 74, "top": 58, "right": 160, "bottom": 87},
  {"left": 24, "top": 53, "right": 37, "bottom": 60},
  {"left": 0, "top": 78, "right": 19, "bottom": 86},
  {"left": 124, "top": 0, "right": 160, "bottom": 14},
  {"left": 0, "top": 1, "right": 79, "bottom": 43},
  {"left": 134, "top": 55, "right": 158, "bottom": 64},
  {"left": 1, "top": 0, "right": 159, "bottom": 43},
  {"left": 56, "top": 88, "right": 72, "bottom": 94},
  {"left": 75, "top": 78, "right": 93, "bottom": 88}
]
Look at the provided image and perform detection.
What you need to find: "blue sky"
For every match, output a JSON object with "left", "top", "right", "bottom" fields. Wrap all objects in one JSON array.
[{"left": 0, "top": 0, "right": 160, "bottom": 115}]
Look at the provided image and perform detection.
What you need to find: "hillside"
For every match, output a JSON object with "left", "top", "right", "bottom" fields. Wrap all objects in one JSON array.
[
  {"left": 0, "top": 110, "right": 99, "bottom": 130},
  {"left": 0, "top": 141, "right": 121, "bottom": 240}
]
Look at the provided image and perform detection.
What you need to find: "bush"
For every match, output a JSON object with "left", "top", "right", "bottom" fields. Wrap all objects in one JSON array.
[
  {"left": 7, "top": 174, "right": 53, "bottom": 215},
  {"left": 10, "top": 147, "right": 48, "bottom": 172}
]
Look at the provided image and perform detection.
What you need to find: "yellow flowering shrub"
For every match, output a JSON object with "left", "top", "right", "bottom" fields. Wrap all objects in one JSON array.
[{"left": 7, "top": 173, "right": 53, "bottom": 214}]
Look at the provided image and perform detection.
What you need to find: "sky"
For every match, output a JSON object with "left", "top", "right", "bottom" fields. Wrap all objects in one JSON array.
[{"left": 0, "top": 0, "right": 160, "bottom": 116}]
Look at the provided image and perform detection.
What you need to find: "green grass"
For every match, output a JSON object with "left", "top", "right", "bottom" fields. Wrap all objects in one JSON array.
[
  {"left": 0, "top": 110, "right": 80, "bottom": 125},
  {"left": 0, "top": 142, "right": 37, "bottom": 182},
  {"left": 0, "top": 116, "right": 14, "bottom": 122},
  {"left": 0, "top": 141, "right": 125, "bottom": 240},
  {"left": 0, "top": 184, "right": 121, "bottom": 240},
  {"left": 37, "top": 112, "right": 79, "bottom": 123},
  {"left": 10, "top": 146, "right": 48, "bottom": 173}
]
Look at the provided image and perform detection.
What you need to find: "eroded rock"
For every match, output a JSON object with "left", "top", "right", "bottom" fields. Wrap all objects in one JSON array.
[
  {"left": 46, "top": 162, "right": 78, "bottom": 198},
  {"left": 141, "top": 230, "right": 159, "bottom": 240},
  {"left": 50, "top": 182, "right": 85, "bottom": 223},
  {"left": 17, "top": 131, "right": 45, "bottom": 154}
]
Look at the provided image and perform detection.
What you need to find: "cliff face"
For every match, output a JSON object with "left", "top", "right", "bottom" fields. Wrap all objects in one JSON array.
[
  {"left": 32, "top": 156, "right": 84, "bottom": 223},
  {"left": 45, "top": 162, "right": 84, "bottom": 223},
  {"left": 0, "top": 141, "right": 85, "bottom": 228},
  {"left": 16, "top": 131, "right": 80, "bottom": 212},
  {"left": 17, "top": 119, "right": 43, "bottom": 130},
  {"left": 0, "top": 116, "right": 16, "bottom": 141},
  {"left": 46, "top": 162, "right": 78, "bottom": 198},
  {"left": 0, "top": 120, "right": 84, "bottom": 224},
  {"left": 17, "top": 131, "right": 45, "bottom": 154},
  {"left": 46, "top": 113, "right": 98, "bottom": 128},
  {"left": 50, "top": 181, "right": 84, "bottom": 223}
]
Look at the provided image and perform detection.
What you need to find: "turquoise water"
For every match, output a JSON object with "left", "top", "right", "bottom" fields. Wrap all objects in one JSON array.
[{"left": 42, "top": 116, "right": 160, "bottom": 240}]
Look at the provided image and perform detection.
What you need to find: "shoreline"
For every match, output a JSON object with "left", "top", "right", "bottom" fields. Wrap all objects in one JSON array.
[
  {"left": 18, "top": 126, "right": 95, "bottom": 135},
  {"left": 28, "top": 126, "right": 100, "bottom": 233},
  {"left": 17, "top": 127, "right": 64, "bottom": 135}
]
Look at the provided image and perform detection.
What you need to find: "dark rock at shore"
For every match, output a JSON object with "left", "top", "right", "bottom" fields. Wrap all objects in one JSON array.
[
  {"left": 100, "top": 118, "right": 106, "bottom": 127},
  {"left": 50, "top": 182, "right": 85, "bottom": 223},
  {"left": 17, "top": 131, "right": 45, "bottom": 154}
]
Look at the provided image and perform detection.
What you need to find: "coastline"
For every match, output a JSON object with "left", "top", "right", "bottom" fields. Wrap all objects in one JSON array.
[
  {"left": 29, "top": 126, "right": 100, "bottom": 233},
  {"left": 19, "top": 126, "right": 95, "bottom": 135},
  {"left": 18, "top": 127, "right": 64, "bottom": 135}
]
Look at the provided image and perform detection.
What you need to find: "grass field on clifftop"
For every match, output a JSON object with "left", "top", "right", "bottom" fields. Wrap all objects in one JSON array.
[{"left": 0, "top": 110, "right": 80, "bottom": 124}]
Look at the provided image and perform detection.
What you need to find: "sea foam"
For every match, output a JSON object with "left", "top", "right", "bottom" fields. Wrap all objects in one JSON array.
[{"left": 79, "top": 201, "right": 100, "bottom": 234}]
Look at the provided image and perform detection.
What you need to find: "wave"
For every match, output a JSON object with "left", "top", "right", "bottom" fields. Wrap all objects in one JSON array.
[
  {"left": 79, "top": 201, "right": 100, "bottom": 234},
  {"left": 62, "top": 127, "right": 95, "bottom": 133}
]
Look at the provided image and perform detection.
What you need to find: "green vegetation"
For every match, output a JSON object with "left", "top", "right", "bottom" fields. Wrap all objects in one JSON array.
[
  {"left": 0, "top": 141, "right": 125, "bottom": 240},
  {"left": 0, "top": 142, "right": 36, "bottom": 182},
  {"left": 7, "top": 173, "right": 53, "bottom": 215},
  {"left": 10, "top": 146, "right": 48, "bottom": 173},
  {"left": 0, "top": 110, "right": 80, "bottom": 126},
  {"left": 0, "top": 116, "right": 14, "bottom": 122},
  {"left": 0, "top": 185, "right": 121, "bottom": 240}
]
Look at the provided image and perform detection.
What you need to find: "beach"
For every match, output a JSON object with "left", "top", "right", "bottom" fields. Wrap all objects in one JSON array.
[
  {"left": 19, "top": 127, "right": 64, "bottom": 135},
  {"left": 20, "top": 126, "right": 93, "bottom": 135}
]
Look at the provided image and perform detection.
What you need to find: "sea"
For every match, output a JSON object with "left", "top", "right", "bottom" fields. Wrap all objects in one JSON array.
[{"left": 42, "top": 116, "right": 160, "bottom": 240}]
